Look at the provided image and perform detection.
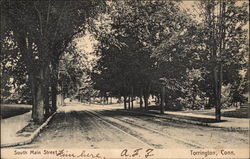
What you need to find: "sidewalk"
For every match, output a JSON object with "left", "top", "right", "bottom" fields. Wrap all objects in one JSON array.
[
  {"left": 126, "top": 107, "right": 250, "bottom": 130},
  {"left": 164, "top": 111, "right": 249, "bottom": 130},
  {"left": 1, "top": 111, "right": 56, "bottom": 148},
  {"left": 1, "top": 111, "right": 32, "bottom": 146}
]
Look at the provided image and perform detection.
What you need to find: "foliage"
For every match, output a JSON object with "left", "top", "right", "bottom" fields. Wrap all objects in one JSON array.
[
  {"left": 90, "top": 0, "right": 249, "bottom": 111},
  {"left": 1, "top": 0, "right": 248, "bottom": 121},
  {"left": 1, "top": 0, "right": 105, "bottom": 122},
  {"left": 1, "top": 32, "right": 31, "bottom": 104},
  {"left": 194, "top": 0, "right": 249, "bottom": 108}
]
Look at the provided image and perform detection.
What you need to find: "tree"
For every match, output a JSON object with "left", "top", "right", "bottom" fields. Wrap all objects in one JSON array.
[
  {"left": 195, "top": 0, "right": 249, "bottom": 121},
  {"left": 90, "top": 0, "right": 196, "bottom": 112},
  {"left": 1, "top": 0, "right": 104, "bottom": 122},
  {"left": 1, "top": 32, "right": 30, "bottom": 104}
]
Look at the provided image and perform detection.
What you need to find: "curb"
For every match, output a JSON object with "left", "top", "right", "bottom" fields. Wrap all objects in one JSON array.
[
  {"left": 1, "top": 112, "right": 57, "bottom": 148},
  {"left": 125, "top": 110, "right": 210, "bottom": 126},
  {"left": 124, "top": 110, "right": 248, "bottom": 131}
]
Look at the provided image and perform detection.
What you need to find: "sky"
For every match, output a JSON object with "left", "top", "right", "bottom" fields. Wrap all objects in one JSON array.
[
  {"left": 75, "top": 32, "right": 99, "bottom": 69},
  {"left": 75, "top": 31, "right": 97, "bottom": 54}
]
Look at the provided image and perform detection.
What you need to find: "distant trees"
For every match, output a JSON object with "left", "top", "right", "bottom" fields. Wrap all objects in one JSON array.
[
  {"left": 90, "top": 0, "right": 249, "bottom": 120},
  {"left": 58, "top": 41, "right": 94, "bottom": 101},
  {"left": 91, "top": 0, "right": 194, "bottom": 110}
]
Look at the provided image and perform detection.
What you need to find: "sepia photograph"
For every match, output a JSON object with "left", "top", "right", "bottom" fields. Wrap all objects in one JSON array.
[{"left": 1, "top": 0, "right": 249, "bottom": 158}]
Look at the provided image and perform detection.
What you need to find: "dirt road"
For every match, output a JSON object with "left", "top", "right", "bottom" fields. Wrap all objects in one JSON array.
[{"left": 17, "top": 103, "right": 249, "bottom": 149}]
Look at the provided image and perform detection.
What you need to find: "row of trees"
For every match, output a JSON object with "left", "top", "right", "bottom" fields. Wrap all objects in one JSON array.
[
  {"left": 1, "top": 0, "right": 104, "bottom": 123},
  {"left": 1, "top": 0, "right": 248, "bottom": 122},
  {"left": 90, "top": 0, "right": 249, "bottom": 121}
]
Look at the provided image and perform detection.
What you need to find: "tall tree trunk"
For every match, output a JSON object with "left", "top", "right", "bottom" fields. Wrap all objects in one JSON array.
[
  {"left": 192, "top": 85, "right": 196, "bottom": 109},
  {"left": 214, "top": 65, "right": 220, "bottom": 121},
  {"left": 89, "top": 96, "right": 91, "bottom": 105},
  {"left": 165, "top": 96, "right": 168, "bottom": 110},
  {"left": 123, "top": 96, "right": 127, "bottom": 110},
  {"left": 143, "top": 84, "right": 151, "bottom": 110},
  {"left": 30, "top": 74, "right": 37, "bottom": 120},
  {"left": 160, "top": 86, "right": 165, "bottom": 114},
  {"left": 106, "top": 96, "right": 108, "bottom": 104},
  {"left": 215, "top": 1, "right": 225, "bottom": 121},
  {"left": 61, "top": 80, "right": 65, "bottom": 106},
  {"left": 36, "top": 82, "right": 44, "bottom": 123},
  {"left": 128, "top": 96, "right": 131, "bottom": 110},
  {"left": 143, "top": 95, "right": 149, "bottom": 110},
  {"left": 44, "top": 64, "right": 50, "bottom": 117},
  {"left": 216, "top": 63, "right": 222, "bottom": 121},
  {"left": 33, "top": 67, "right": 45, "bottom": 123},
  {"left": 17, "top": 36, "right": 43, "bottom": 122},
  {"left": 51, "top": 81, "right": 57, "bottom": 111},
  {"left": 139, "top": 96, "right": 143, "bottom": 109},
  {"left": 139, "top": 88, "right": 143, "bottom": 109},
  {"left": 156, "top": 94, "right": 160, "bottom": 105},
  {"left": 208, "top": 2, "right": 222, "bottom": 121},
  {"left": 131, "top": 87, "right": 134, "bottom": 109},
  {"left": 131, "top": 98, "right": 133, "bottom": 110}
]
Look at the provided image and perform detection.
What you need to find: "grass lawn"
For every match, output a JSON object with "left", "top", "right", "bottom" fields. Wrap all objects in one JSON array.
[
  {"left": 145, "top": 105, "right": 249, "bottom": 119},
  {"left": 182, "top": 107, "right": 249, "bottom": 118},
  {"left": 1, "top": 104, "right": 32, "bottom": 119},
  {"left": 222, "top": 109, "right": 249, "bottom": 118}
]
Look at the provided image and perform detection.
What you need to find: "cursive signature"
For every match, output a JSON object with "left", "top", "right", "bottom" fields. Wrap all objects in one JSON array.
[
  {"left": 121, "top": 148, "right": 154, "bottom": 158},
  {"left": 54, "top": 149, "right": 103, "bottom": 158},
  {"left": 77, "top": 150, "right": 102, "bottom": 158}
]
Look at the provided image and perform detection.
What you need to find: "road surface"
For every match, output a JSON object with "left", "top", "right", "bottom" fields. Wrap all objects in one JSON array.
[{"left": 17, "top": 103, "right": 249, "bottom": 149}]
